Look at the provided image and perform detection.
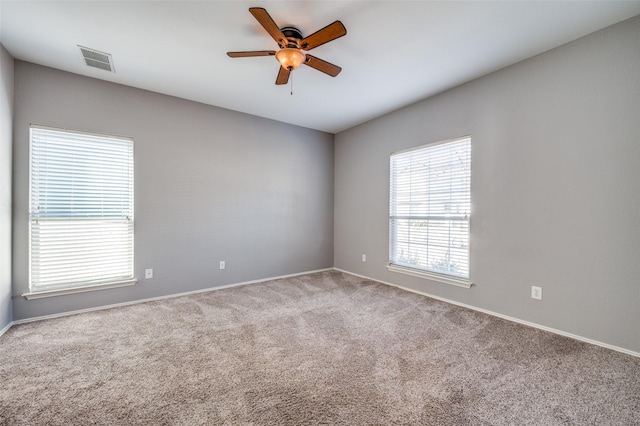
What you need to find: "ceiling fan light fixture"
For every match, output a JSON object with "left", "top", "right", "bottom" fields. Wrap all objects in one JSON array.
[
  {"left": 228, "top": 7, "right": 346, "bottom": 85},
  {"left": 276, "top": 48, "right": 305, "bottom": 71}
]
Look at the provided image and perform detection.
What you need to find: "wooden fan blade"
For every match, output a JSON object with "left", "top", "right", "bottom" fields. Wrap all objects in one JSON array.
[
  {"left": 227, "top": 51, "right": 276, "bottom": 58},
  {"left": 276, "top": 66, "right": 290, "bottom": 85},
  {"left": 249, "top": 7, "right": 287, "bottom": 48},
  {"left": 303, "top": 55, "right": 342, "bottom": 77},
  {"left": 299, "top": 21, "right": 346, "bottom": 51}
]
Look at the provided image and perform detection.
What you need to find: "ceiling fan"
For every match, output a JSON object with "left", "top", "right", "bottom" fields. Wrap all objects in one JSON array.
[{"left": 227, "top": 7, "right": 347, "bottom": 85}]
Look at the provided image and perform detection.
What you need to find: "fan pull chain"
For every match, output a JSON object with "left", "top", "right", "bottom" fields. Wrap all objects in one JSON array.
[{"left": 290, "top": 72, "right": 294, "bottom": 96}]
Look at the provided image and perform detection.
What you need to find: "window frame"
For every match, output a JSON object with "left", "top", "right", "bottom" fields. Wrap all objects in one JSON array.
[
  {"left": 388, "top": 136, "right": 472, "bottom": 288},
  {"left": 25, "top": 125, "right": 136, "bottom": 299}
]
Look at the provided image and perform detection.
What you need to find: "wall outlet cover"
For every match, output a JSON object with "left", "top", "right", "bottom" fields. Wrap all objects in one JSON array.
[{"left": 531, "top": 286, "right": 543, "bottom": 300}]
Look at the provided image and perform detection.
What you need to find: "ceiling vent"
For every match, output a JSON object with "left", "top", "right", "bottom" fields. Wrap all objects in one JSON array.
[{"left": 78, "top": 46, "right": 115, "bottom": 72}]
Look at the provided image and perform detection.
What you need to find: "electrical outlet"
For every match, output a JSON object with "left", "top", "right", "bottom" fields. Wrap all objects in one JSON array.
[
  {"left": 362, "top": 254, "right": 367, "bottom": 262},
  {"left": 145, "top": 269, "right": 153, "bottom": 279},
  {"left": 531, "top": 286, "right": 542, "bottom": 300},
  {"left": 219, "top": 261, "right": 225, "bottom": 270}
]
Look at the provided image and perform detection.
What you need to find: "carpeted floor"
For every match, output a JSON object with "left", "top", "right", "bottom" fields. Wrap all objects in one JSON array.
[{"left": 1, "top": 270, "right": 639, "bottom": 425}]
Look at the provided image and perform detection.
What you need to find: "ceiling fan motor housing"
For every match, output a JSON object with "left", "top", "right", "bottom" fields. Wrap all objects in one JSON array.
[{"left": 280, "top": 26, "right": 303, "bottom": 47}]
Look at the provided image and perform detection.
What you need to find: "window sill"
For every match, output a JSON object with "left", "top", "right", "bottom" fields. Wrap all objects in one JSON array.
[
  {"left": 387, "top": 264, "right": 472, "bottom": 289},
  {"left": 22, "top": 279, "right": 138, "bottom": 300}
]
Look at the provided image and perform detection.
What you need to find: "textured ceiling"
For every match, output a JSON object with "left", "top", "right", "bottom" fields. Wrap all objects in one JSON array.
[{"left": 1, "top": 1, "right": 640, "bottom": 133}]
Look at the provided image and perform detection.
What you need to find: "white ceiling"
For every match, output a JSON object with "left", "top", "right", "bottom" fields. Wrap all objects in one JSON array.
[{"left": 1, "top": 1, "right": 640, "bottom": 134}]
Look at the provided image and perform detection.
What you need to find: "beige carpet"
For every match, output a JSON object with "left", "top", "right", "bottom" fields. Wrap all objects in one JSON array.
[{"left": 1, "top": 270, "right": 639, "bottom": 425}]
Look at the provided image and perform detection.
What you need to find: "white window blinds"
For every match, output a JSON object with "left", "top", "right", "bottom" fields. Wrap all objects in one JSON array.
[
  {"left": 389, "top": 137, "right": 471, "bottom": 280},
  {"left": 29, "top": 125, "right": 134, "bottom": 292}
]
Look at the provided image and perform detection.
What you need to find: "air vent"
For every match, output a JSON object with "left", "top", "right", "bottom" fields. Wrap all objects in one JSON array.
[{"left": 78, "top": 46, "right": 115, "bottom": 72}]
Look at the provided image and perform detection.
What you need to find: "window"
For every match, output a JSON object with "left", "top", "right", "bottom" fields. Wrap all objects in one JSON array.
[
  {"left": 29, "top": 125, "right": 134, "bottom": 295},
  {"left": 389, "top": 136, "right": 471, "bottom": 286}
]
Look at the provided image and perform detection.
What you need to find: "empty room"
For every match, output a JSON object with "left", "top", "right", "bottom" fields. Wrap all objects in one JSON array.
[{"left": 1, "top": 1, "right": 639, "bottom": 424}]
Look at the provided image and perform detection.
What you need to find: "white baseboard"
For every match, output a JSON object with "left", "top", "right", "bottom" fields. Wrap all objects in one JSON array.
[
  {"left": 0, "top": 321, "right": 12, "bottom": 338},
  {"left": 334, "top": 268, "right": 640, "bottom": 359},
  {"left": 11, "top": 267, "right": 334, "bottom": 326}
]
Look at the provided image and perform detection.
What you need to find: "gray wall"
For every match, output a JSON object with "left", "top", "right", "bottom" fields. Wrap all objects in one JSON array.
[
  {"left": 12, "top": 62, "right": 334, "bottom": 320},
  {"left": 334, "top": 16, "right": 640, "bottom": 353},
  {"left": 0, "top": 44, "right": 13, "bottom": 330}
]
